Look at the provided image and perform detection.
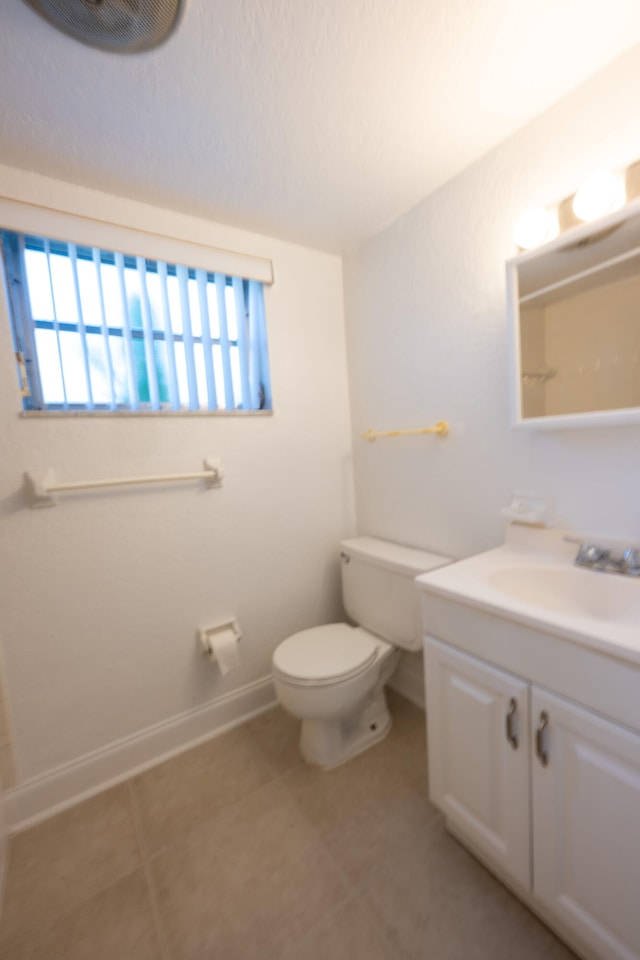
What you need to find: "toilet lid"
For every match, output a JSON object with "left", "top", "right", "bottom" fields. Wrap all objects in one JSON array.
[{"left": 273, "top": 624, "right": 378, "bottom": 683}]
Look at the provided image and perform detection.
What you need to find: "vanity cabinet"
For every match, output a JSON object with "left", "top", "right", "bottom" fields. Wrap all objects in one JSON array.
[
  {"left": 532, "top": 687, "right": 640, "bottom": 960},
  {"left": 425, "top": 637, "right": 640, "bottom": 960},
  {"left": 425, "top": 639, "right": 530, "bottom": 888}
]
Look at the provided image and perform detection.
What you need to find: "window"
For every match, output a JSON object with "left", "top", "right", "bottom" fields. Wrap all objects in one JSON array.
[{"left": 1, "top": 230, "right": 272, "bottom": 413}]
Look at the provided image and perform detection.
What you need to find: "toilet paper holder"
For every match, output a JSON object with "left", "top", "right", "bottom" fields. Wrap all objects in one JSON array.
[{"left": 199, "top": 618, "right": 242, "bottom": 664}]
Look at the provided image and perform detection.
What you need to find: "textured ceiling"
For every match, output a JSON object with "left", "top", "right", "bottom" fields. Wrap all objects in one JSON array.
[{"left": 2, "top": 0, "right": 640, "bottom": 252}]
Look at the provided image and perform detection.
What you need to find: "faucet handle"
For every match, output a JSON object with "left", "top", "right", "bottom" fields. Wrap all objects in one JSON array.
[
  {"left": 621, "top": 548, "right": 640, "bottom": 576},
  {"left": 575, "top": 542, "right": 610, "bottom": 568}
]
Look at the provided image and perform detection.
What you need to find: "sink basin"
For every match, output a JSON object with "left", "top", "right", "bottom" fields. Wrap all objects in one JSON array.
[
  {"left": 487, "top": 564, "right": 640, "bottom": 626},
  {"left": 415, "top": 526, "right": 640, "bottom": 665}
]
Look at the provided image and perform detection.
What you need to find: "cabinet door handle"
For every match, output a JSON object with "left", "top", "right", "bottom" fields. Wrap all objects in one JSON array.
[
  {"left": 505, "top": 697, "right": 519, "bottom": 749},
  {"left": 535, "top": 711, "right": 549, "bottom": 767}
]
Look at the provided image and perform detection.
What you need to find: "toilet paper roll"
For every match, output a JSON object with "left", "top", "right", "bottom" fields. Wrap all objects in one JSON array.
[{"left": 206, "top": 627, "right": 241, "bottom": 675}]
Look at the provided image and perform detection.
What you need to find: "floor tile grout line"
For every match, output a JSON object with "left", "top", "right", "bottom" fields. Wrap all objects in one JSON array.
[
  {"left": 133, "top": 741, "right": 357, "bottom": 956},
  {"left": 135, "top": 756, "right": 304, "bottom": 863},
  {"left": 127, "top": 756, "right": 321, "bottom": 955},
  {"left": 135, "top": 764, "right": 354, "bottom": 960},
  {"left": 267, "top": 701, "right": 435, "bottom": 960},
  {"left": 0, "top": 861, "right": 144, "bottom": 954},
  {"left": 343, "top": 806, "right": 450, "bottom": 960},
  {"left": 348, "top": 883, "right": 413, "bottom": 960},
  {"left": 298, "top": 797, "right": 361, "bottom": 894},
  {"left": 128, "top": 780, "right": 172, "bottom": 960},
  {"left": 129, "top": 722, "right": 288, "bottom": 861},
  {"left": 297, "top": 783, "right": 417, "bottom": 960},
  {"left": 0, "top": 782, "right": 148, "bottom": 950}
]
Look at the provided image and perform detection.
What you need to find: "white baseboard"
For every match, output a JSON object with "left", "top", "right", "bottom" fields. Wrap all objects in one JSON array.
[
  {"left": 5, "top": 676, "right": 277, "bottom": 834},
  {"left": 388, "top": 655, "right": 425, "bottom": 709}
]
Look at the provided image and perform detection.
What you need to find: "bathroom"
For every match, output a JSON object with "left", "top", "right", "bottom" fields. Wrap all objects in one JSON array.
[{"left": 0, "top": 1, "right": 639, "bottom": 957}]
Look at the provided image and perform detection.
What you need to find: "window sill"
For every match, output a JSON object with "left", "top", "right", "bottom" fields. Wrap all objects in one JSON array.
[{"left": 20, "top": 409, "right": 274, "bottom": 419}]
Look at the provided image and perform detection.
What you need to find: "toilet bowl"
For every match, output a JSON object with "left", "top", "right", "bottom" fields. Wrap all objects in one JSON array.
[
  {"left": 272, "top": 538, "right": 451, "bottom": 768},
  {"left": 273, "top": 624, "right": 400, "bottom": 766}
]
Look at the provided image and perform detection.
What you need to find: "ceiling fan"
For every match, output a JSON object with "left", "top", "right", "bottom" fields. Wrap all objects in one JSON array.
[{"left": 20, "top": 0, "right": 186, "bottom": 53}]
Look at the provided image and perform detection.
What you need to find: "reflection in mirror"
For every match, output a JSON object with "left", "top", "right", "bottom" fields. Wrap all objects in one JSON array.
[{"left": 512, "top": 206, "right": 640, "bottom": 423}]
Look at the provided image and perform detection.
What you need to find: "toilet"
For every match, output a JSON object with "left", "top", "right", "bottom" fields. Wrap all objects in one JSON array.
[{"left": 272, "top": 537, "right": 451, "bottom": 767}]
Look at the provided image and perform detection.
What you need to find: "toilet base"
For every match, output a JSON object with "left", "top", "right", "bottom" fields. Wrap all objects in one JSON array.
[{"left": 299, "top": 690, "right": 392, "bottom": 768}]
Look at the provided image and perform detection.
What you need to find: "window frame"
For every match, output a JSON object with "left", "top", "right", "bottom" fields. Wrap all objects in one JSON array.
[{"left": 0, "top": 198, "right": 274, "bottom": 417}]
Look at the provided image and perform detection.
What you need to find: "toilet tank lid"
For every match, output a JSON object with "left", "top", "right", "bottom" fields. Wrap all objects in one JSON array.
[{"left": 340, "top": 537, "right": 452, "bottom": 576}]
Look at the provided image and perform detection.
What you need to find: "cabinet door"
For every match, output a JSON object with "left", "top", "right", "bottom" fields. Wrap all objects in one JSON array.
[
  {"left": 425, "top": 637, "right": 530, "bottom": 888},
  {"left": 532, "top": 687, "right": 640, "bottom": 960}
]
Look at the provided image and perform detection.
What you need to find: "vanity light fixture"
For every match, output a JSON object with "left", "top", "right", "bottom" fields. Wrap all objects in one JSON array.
[
  {"left": 514, "top": 162, "right": 635, "bottom": 250},
  {"left": 513, "top": 207, "right": 559, "bottom": 251},
  {"left": 572, "top": 170, "right": 626, "bottom": 223}
]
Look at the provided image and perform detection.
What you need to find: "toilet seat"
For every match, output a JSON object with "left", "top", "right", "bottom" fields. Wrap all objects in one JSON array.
[{"left": 273, "top": 624, "right": 380, "bottom": 686}]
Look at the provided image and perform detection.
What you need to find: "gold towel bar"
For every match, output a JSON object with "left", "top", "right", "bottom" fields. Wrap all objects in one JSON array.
[{"left": 361, "top": 421, "right": 449, "bottom": 442}]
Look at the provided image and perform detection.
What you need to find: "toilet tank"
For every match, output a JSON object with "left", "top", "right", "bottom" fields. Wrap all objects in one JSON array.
[{"left": 340, "top": 537, "right": 452, "bottom": 652}]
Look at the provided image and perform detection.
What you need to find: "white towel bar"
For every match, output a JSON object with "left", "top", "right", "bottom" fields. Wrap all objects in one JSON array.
[{"left": 25, "top": 457, "right": 223, "bottom": 508}]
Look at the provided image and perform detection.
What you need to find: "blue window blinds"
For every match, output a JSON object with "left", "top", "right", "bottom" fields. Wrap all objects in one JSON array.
[{"left": 1, "top": 230, "right": 272, "bottom": 413}]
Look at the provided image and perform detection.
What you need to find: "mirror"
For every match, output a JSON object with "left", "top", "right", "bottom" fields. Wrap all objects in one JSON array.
[{"left": 507, "top": 202, "right": 640, "bottom": 429}]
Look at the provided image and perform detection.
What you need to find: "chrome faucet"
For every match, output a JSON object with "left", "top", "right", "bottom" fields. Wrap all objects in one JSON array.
[{"left": 570, "top": 539, "right": 640, "bottom": 577}]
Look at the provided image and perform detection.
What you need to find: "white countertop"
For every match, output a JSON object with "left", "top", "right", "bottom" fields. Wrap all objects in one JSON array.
[{"left": 416, "top": 526, "right": 640, "bottom": 667}]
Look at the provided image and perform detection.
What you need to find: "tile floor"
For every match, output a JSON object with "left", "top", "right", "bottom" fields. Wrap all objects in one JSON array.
[{"left": 0, "top": 691, "right": 578, "bottom": 960}]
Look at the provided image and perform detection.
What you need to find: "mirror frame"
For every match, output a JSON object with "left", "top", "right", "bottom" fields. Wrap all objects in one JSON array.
[{"left": 506, "top": 195, "right": 640, "bottom": 430}]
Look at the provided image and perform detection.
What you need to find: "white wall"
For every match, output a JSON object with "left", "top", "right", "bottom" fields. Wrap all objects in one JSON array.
[
  {"left": 345, "top": 42, "right": 640, "bottom": 564},
  {"left": 0, "top": 167, "right": 354, "bottom": 795}
]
